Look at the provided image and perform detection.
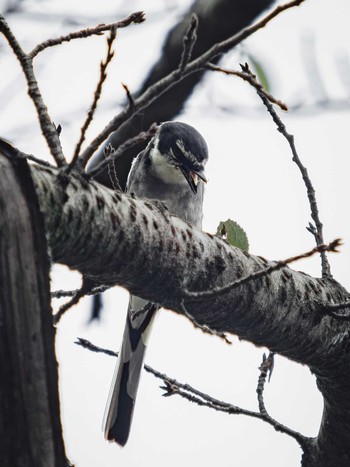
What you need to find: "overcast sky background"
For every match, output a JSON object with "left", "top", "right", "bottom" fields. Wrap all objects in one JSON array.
[{"left": 1, "top": 0, "right": 350, "bottom": 466}]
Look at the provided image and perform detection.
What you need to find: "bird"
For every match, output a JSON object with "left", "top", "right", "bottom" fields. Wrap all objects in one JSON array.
[{"left": 103, "top": 121, "right": 208, "bottom": 446}]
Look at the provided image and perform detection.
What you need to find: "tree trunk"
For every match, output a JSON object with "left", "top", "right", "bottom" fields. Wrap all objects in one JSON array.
[{"left": 0, "top": 152, "right": 67, "bottom": 466}]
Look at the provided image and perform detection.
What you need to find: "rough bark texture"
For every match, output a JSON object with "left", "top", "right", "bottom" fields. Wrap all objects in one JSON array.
[
  {"left": 89, "top": 0, "right": 275, "bottom": 189},
  {"left": 29, "top": 163, "right": 348, "bottom": 359},
  {"left": 0, "top": 153, "right": 67, "bottom": 466}
]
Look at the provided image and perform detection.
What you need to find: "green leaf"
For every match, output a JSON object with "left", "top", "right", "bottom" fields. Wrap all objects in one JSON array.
[{"left": 216, "top": 219, "right": 249, "bottom": 252}]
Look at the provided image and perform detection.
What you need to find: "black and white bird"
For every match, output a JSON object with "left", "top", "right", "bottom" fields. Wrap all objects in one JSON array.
[{"left": 103, "top": 121, "right": 208, "bottom": 446}]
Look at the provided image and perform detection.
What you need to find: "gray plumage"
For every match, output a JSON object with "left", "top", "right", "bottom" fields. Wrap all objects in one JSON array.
[{"left": 103, "top": 121, "right": 208, "bottom": 445}]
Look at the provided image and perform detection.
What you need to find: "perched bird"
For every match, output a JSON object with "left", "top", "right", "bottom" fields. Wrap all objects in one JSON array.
[{"left": 103, "top": 121, "right": 208, "bottom": 446}]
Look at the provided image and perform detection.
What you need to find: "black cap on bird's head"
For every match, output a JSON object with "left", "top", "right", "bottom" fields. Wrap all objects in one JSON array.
[{"left": 156, "top": 121, "right": 208, "bottom": 194}]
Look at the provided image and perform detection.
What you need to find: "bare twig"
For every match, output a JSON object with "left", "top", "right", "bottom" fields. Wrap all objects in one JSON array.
[
  {"left": 76, "top": 338, "right": 310, "bottom": 449},
  {"left": 122, "top": 83, "right": 135, "bottom": 109},
  {"left": 69, "top": 28, "right": 117, "bottom": 171},
  {"left": 53, "top": 278, "right": 98, "bottom": 324},
  {"left": 0, "top": 12, "right": 145, "bottom": 167},
  {"left": 86, "top": 123, "right": 158, "bottom": 176},
  {"left": 206, "top": 63, "right": 288, "bottom": 111},
  {"left": 257, "top": 352, "right": 275, "bottom": 415},
  {"left": 0, "top": 138, "right": 56, "bottom": 169},
  {"left": 130, "top": 302, "right": 158, "bottom": 320},
  {"left": 75, "top": 338, "right": 243, "bottom": 411},
  {"left": 254, "top": 352, "right": 306, "bottom": 446},
  {"left": 51, "top": 284, "right": 110, "bottom": 299},
  {"left": 0, "top": 15, "right": 66, "bottom": 167},
  {"left": 76, "top": 338, "right": 118, "bottom": 357},
  {"left": 181, "top": 300, "right": 232, "bottom": 344},
  {"left": 53, "top": 289, "right": 85, "bottom": 325},
  {"left": 185, "top": 239, "right": 342, "bottom": 299},
  {"left": 29, "top": 12, "right": 145, "bottom": 59},
  {"left": 178, "top": 14, "right": 198, "bottom": 73},
  {"left": 25, "top": 154, "right": 55, "bottom": 168},
  {"left": 79, "top": 0, "right": 306, "bottom": 164},
  {"left": 240, "top": 62, "right": 331, "bottom": 278},
  {"left": 104, "top": 144, "right": 122, "bottom": 191}
]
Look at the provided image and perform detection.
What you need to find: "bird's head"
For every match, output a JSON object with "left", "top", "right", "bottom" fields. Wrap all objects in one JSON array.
[{"left": 150, "top": 121, "right": 208, "bottom": 194}]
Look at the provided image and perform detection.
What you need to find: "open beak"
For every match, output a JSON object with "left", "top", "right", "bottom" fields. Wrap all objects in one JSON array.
[{"left": 181, "top": 167, "right": 207, "bottom": 194}]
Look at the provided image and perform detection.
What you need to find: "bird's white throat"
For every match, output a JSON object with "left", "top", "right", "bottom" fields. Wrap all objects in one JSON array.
[{"left": 149, "top": 146, "right": 186, "bottom": 184}]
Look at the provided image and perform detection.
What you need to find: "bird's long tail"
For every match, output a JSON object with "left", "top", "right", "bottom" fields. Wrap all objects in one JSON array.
[{"left": 103, "top": 297, "right": 159, "bottom": 446}]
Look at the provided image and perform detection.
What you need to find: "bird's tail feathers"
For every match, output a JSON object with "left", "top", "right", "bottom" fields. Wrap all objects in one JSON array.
[{"left": 103, "top": 298, "right": 159, "bottom": 446}]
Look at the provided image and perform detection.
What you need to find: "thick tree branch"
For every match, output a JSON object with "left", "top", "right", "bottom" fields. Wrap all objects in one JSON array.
[
  {"left": 2, "top": 138, "right": 350, "bottom": 465},
  {"left": 22, "top": 158, "right": 347, "bottom": 369}
]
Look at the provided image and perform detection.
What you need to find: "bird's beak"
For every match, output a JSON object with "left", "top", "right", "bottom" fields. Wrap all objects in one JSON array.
[{"left": 181, "top": 167, "right": 207, "bottom": 194}]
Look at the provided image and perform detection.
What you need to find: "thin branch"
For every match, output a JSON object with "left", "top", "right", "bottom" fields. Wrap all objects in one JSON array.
[
  {"left": 0, "top": 15, "right": 66, "bottom": 167},
  {"left": 206, "top": 63, "right": 288, "bottom": 111},
  {"left": 53, "top": 278, "right": 97, "bottom": 324},
  {"left": 185, "top": 239, "right": 342, "bottom": 299},
  {"left": 0, "top": 137, "right": 56, "bottom": 169},
  {"left": 257, "top": 352, "right": 275, "bottom": 415},
  {"left": 254, "top": 352, "right": 307, "bottom": 447},
  {"left": 29, "top": 12, "right": 145, "bottom": 59},
  {"left": 181, "top": 300, "right": 232, "bottom": 344},
  {"left": 86, "top": 124, "right": 158, "bottom": 176},
  {"left": 121, "top": 83, "right": 135, "bottom": 109},
  {"left": 130, "top": 302, "right": 158, "bottom": 320},
  {"left": 74, "top": 338, "right": 248, "bottom": 412},
  {"left": 25, "top": 155, "right": 54, "bottom": 167},
  {"left": 104, "top": 144, "right": 122, "bottom": 191},
  {"left": 53, "top": 288, "right": 85, "bottom": 325},
  {"left": 240, "top": 62, "right": 331, "bottom": 278},
  {"left": 178, "top": 14, "right": 198, "bottom": 73},
  {"left": 69, "top": 28, "right": 117, "bottom": 171},
  {"left": 79, "top": 0, "right": 306, "bottom": 164},
  {"left": 76, "top": 338, "right": 310, "bottom": 450},
  {"left": 51, "top": 284, "right": 110, "bottom": 299},
  {"left": 76, "top": 338, "right": 118, "bottom": 357}
]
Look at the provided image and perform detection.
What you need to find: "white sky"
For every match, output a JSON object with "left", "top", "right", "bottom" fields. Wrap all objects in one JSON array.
[{"left": 1, "top": 0, "right": 350, "bottom": 466}]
